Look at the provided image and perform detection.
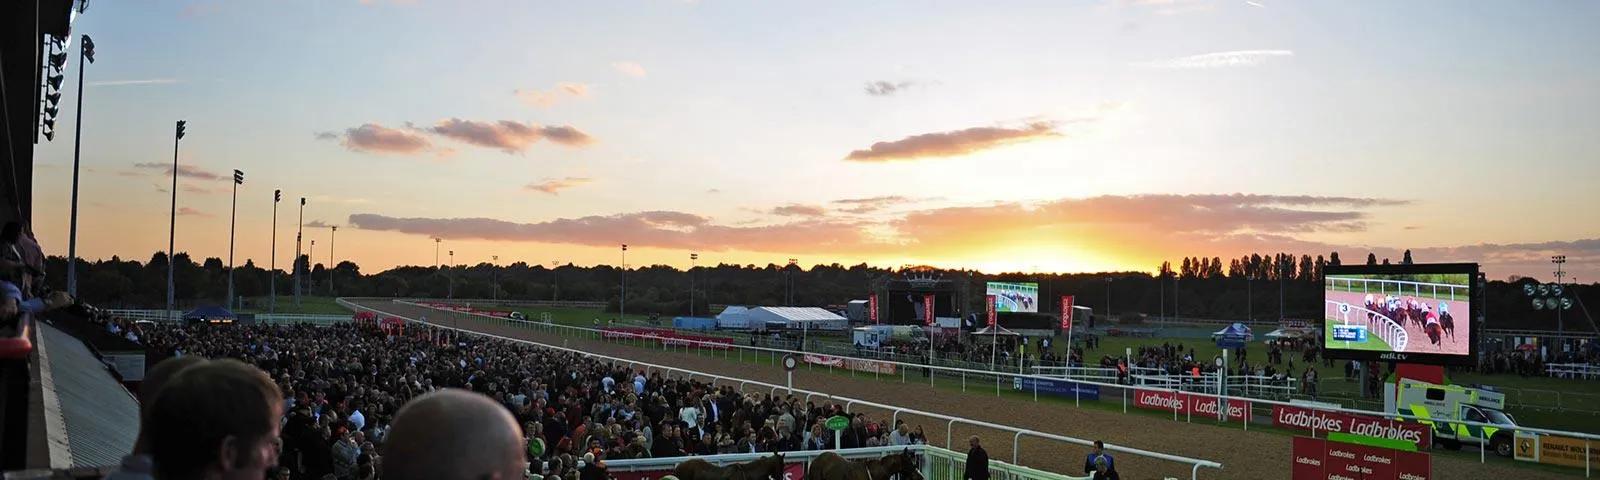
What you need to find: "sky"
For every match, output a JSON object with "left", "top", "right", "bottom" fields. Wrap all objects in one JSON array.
[{"left": 29, "top": 0, "right": 1600, "bottom": 281}]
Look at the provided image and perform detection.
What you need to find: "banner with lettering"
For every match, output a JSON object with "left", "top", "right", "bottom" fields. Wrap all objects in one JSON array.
[
  {"left": 923, "top": 294, "right": 935, "bottom": 326},
  {"left": 612, "top": 462, "right": 804, "bottom": 480},
  {"left": 1271, "top": 405, "right": 1431, "bottom": 449},
  {"left": 1061, "top": 295, "right": 1075, "bottom": 330},
  {"left": 869, "top": 295, "right": 879, "bottom": 324},
  {"left": 1131, "top": 389, "right": 1250, "bottom": 422},
  {"left": 1292, "top": 436, "right": 1430, "bottom": 480}
]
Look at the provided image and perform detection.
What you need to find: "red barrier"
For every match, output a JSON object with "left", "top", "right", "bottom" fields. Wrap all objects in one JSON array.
[
  {"left": 1131, "top": 389, "right": 1250, "bottom": 422},
  {"left": 611, "top": 462, "right": 803, "bottom": 480},
  {"left": 1292, "top": 436, "right": 1430, "bottom": 480},
  {"left": 1273, "top": 405, "right": 1432, "bottom": 449}
]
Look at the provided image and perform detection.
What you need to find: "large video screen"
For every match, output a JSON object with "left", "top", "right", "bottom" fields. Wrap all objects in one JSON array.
[
  {"left": 986, "top": 282, "right": 1039, "bottom": 313},
  {"left": 1323, "top": 263, "right": 1476, "bottom": 365}
]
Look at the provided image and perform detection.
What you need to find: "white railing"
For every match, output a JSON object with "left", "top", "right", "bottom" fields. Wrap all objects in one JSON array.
[
  {"left": 1325, "top": 277, "right": 1469, "bottom": 301},
  {"left": 1326, "top": 300, "right": 1409, "bottom": 352},
  {"left": 255, "top": 314, "right": 351, "bottom": 326},
  {"left": 1547, "top": 363, "right": 1600, "bottom": 380},
  {"left": 105, "top": 309, "right": 181, "bottom": 323},
  {"left": 604, "top": 444, "right": 1092, "bottom": 480},
  {"left": 350, "top": 297, "right": 1600, "bottom": 477},
  {"left": 343, "top": 298, "right": 1224, "bottom": 479}
]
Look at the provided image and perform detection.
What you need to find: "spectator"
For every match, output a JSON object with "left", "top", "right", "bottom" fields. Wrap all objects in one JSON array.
[
  {"left": 1083, "top": 440, "right": 1114, "bottom": 476},
  {"left": 143, "top": 359, "right": 283, "bottom": 480},
  {"left": 383, "top": 389, "right": 526, "bottom": 480},
  {"left": 332, "top": 428, "right": 359, "bottom": 478},
  {"left": 105, "top": 356, "right": 208, "bottom": 480},
  {"left": 1090, "top": 455, "right": 1119, "bottom": 480},
  {"left": 964, "top": 436, "right": 989, "bottom": 480},
  {"left": 889, "top": 423, "right": 912, "bottom": 446}
]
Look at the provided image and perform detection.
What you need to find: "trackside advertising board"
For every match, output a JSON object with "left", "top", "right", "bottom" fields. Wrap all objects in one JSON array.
[
  {"left": 1012, "top": 377, "right": 1100, "bottom": 400},
  {"left": 1292, "top": 436, "right": 1431, "bottom": 480},
  {"left": 1132, "top": 389, "right": 1250, "bottom": 421},
  {"left": 612, "top": 463, "right": 804, "bottom": 480},
  {"left": 1273, "top": 405, "right": 1432, "bottom": 449}
]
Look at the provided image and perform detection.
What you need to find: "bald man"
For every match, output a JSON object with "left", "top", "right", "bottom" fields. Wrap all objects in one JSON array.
[{"left": 383, "top": 389, "right": 526, "bottom": 480}]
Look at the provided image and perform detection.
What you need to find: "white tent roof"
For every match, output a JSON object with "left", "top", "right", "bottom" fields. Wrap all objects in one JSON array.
[
  {"left": 972, "top": 325, "right": 1021, "bottom": 336},
  {"left": 750, "top": 307, "right": 845, "bottom": 322}
]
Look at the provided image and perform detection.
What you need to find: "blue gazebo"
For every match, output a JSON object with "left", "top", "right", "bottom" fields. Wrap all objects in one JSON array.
[{"left": 183, "top": 306, "right": 237, "bottom": 324}]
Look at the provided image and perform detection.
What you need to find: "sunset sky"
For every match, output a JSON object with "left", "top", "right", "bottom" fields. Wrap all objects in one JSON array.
[{"left": 30, "top": 0, "right": 1600, "bottom": 281}]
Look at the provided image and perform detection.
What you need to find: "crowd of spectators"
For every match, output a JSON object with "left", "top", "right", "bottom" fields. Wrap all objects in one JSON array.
[{"left": 139, "top": 320, "right": 928, "bottom": 480}]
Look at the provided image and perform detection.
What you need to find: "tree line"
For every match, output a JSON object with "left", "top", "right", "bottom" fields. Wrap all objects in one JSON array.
[{"left": 38, "top": 249, "right": 1591, "bottom": 332}]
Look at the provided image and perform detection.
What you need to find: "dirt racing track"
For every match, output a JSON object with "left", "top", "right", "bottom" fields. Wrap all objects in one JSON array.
[{"left": 350, "top": 299, "right": 1578, "bottom": 479}]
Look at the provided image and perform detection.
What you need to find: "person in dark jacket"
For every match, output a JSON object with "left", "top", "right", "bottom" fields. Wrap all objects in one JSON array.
[
  {"left": 1083, "top": 440, "right": 1115, "bottom": 476},
  {"left": 1090, "top": 455, "right": 1119, "bottom": 480},
  {"left": 964, "top": 436, "right": 989, "bottom": 480}
]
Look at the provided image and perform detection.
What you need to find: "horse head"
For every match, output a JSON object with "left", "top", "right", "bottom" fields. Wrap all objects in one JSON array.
[
  {"left": 895, "top": 449, "right": 923, "bottom": 480},
  {"left": 760, "top": 452, "right": 787, "bottom": 480}
]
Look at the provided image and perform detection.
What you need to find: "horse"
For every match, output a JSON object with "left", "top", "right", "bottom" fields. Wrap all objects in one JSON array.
[
  {"left": 673, "top": 452, "right": 786, "bottom": 480},
  {"left": 1440, "top": 311, "right": 1456, "bottom": 341},
  {"left": 1424, "top": 313, "right": 1442, "bottom": 346},
  {"left": 806, "top": 449, "right": 923, "bottom": 480}
]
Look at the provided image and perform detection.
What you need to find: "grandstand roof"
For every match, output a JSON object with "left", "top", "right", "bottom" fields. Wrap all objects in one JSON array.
[{"left": 35, "top": 322, "right": 139, "bottom": 468}]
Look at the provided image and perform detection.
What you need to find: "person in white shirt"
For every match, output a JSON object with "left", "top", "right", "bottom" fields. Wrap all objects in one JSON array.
[
  {"left": 349, "top": 407, "right": 367, "bottom": 432},
  {"left": 601, "top": 375, "right": 616, "bottom": 393},
  {"left": 633, "top": 372, "right": 646, "bottom": 395},
  {"left": 679, "top": 404, "right": 701, "bottom": 433},
  {"left": 889, "top": 423, "right": 912, "bottom": 446}
]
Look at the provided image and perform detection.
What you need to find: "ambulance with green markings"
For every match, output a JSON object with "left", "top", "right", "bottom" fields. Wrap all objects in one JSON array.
[{"left": 1386, "top": 378, "right": 1520, "bottom": 456}]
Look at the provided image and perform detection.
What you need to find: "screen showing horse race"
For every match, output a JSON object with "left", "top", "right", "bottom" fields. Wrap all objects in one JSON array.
[
  {"left": 1323, "top": 263, "right": 1477, "bottom": 365},
  {"left": 986, "top": 282, "right": 1039, "bottom": 313}
]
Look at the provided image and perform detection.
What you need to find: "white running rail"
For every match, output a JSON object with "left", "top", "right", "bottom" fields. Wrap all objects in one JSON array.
[
  {"left": 1326, "top": 300, "right": 1409, "bottom": 351},
  {"left": 1325, "top": 277, "right": 1468, "bottom": 301}
]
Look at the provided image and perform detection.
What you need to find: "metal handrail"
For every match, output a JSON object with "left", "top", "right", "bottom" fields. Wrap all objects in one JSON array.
[{"left": 344, "top": 298, "right": 1225, "bottom": 479}]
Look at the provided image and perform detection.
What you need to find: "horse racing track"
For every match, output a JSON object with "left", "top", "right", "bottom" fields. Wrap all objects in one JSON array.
[{"left": 351, "top": 299, "right": 1578, "bottom": 480}]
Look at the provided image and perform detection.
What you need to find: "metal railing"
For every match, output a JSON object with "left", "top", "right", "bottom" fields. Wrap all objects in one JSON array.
[
  {"left": 1325, "top": 277, "right": 1469, "bottom": 301},
  {"left": 1547, "top": 363, "right": 1600, "bottom": 380},
  {"left": 603, "top": 444, "right": 1093, "bottom": 480},
  {"left": 343, "top": 298, "right": 1225, "bottom": 479},
  {"left": 369, "top": 296, "right": 1600, "bottom": 477},
  {"left": 1326, "top": 300, "right": 1409, "bottom": 351}
]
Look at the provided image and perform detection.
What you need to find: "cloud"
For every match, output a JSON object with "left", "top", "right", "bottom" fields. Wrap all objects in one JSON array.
[
  {"left": 1119, "top": 0, "right": 1215, "bottom": 15},
  {"left": 769, "top": 205, "right": 828, "bottom": 217},
  {"left": 306, "top": 220, "right": 335, "bottom": 228},
  {"left": 428, "top": 118, "right": 595, "bottom": 153},
  {"left": 832, "top": 195, "right": 915, "bottom": 214},
  {"left": 348, "top": 212, "right": 873, "bottom": 253},
  {"left": 90, "top": 78, "right": 179, "bottom": 87},
  {"left": 314, "top": 131, "right": 338, "bottom": 140},
  {"left": 706, "top": 189, "right": 722, "bottom": 194},
  {"left": 845, "top": 121, "right": 1061, "bottom": 162},
  {"left": 181, "top": 183, "right": 222, "bottom": 195},
  {"left": 334, "top": 123, "right": 433, "bottom": 154},
  {"left": 1134, "top": 50, "right": 1294, "bottom": 69},
  {"left": 612, "top": 61, "right": 647, "bottom": 78},
  {"left": 176, "top": 207, "right": 210, "bottom": 217},
  {"left": 525, "top": 177, "right": 593, "bottom": 195},
  {"left": 864, "top": 80, "right": 916, "bottom": 96},
  {"left": 133, "top": 162, "right": 221, "bottom": 180},
  {"left": 1245, "top": 1, "right": 1265, "bottom": 7},
  {"left": 515, "top": 82, "right": 592, "bottom": 108}
]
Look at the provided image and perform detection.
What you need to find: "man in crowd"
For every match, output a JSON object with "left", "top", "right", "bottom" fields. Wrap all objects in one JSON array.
[
  {"left": 383, "top": 389, "right": 526, "bottom": 480},
  {"left": 963, "top": 436, "right": 989, "bottom": 480},
  {"left": 1083, "top": 440, "right": 1114, "bottom": 476},
  {"left": 143, "top": 359, "right": 283, "bottom": 480}
]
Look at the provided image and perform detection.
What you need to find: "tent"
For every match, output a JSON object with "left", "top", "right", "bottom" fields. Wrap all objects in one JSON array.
[
  {"left": 1212, "top": 322, "right": 1254, "bottom": 348},
  {"left": 716, "top": 306, "right": 754, "bottom": 330},
  {"left": 972, "top": 325, "right": 1021, "bottom": 337},
  {"left": 183, "top": 306, "right": 237, "bottom": 325},
  {"left": 745, "top": 307, "right": 849, "bottom": 331},
  {"left": 1263, "top": 327, "right": 1315, "bottom": 340}
]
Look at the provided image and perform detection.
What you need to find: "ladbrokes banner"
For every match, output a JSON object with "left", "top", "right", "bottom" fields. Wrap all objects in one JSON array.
[
  {"left": 1272, "top": 405, "right": 1431, "bottom": 449},
  {"left": 612, "top": 463, "right": 804, "bottom": 480},
  {"left": 1292, "top": 436, "right": 1431, "bottom": 480},
  {"left": 1132, "top": 389, "right": 1250, "bottom": 422}
]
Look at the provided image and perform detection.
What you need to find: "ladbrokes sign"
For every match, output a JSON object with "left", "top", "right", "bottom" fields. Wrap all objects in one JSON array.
[
  {"left": 1132, "top": 389, "right": 1250, "bottom": 421},
  {"left": 1273, "top": 405, "right": 1431, "bottom": 449}
]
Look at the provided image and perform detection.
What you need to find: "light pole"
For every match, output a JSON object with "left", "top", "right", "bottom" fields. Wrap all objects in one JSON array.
[
  {"left": 328, "top": 226, "right": 337, "bottom": 295},
  {"left": 294, "top": 197, "right": 305, "bottom": 307},
  {"left": 309, "top": 240, "right": 316, "bottom": 293},
  {"left": 1246, "top": 274, "right": 1253, "bottom": 322},
  {"left": 1279, "top": 260, "right": 1286, "bottom": 321},
  {"left": 787, "top": 258, "right": 798, "bottom": 306},
  {"left": 491, "top": 255, "right": 498, "bottom": 301},
  {"left": 65, "top": 35, "right": 94, "bottom": 297},
  {"left": 270, "top": 190, "right": 280, "bottom": 314},
  {"left": 621, "top": 244, "right": 628, "bottom": 319},
  {"left": 690, "top": 253, "right": 698, "bottom": 316},
  {"left": 1104, "top": 277, "right": 1113, "bottom": 322},
  {"left": 551, "top": 260, "right": 560, "bottom": 301},
  {"left": 1554, "top": 255, "right": 1567, "bottom": 335},
  {"left": 433, "top": 237, "right": 441, "bottom": 268},
  {"left": 165, "top": 120, "right": 186, "bottom": 320},
  {"left": 227, "top": 169, "right": 243, "bottom": 310},
  {"left": 448, "top": 250, "right": 454, "bottom": 299}
]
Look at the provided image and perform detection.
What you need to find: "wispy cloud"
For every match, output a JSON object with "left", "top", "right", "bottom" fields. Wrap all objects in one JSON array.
[
  {"left": 328, "top": 123, "right": 433, "bottom": 155},
  {"left": 845, "top": 121, "right": 1060, "bottom": 162},
  {"left": 864, "top": 80, "right": 917, "bottom": 96},
  {"left": 1245, "top": 1, "right": 1265, "bottom": 7},
  {"left": 1134, "top": 50, "right": 1293, "bottom": 69},
  {"left": 769, "top": 204, "right": 828, "bottom": 217},
  {"left": 515, "top": 82, "right": 592, "bottom": 108},
  {"left": 177, "top": 207, "right": 211, "bottom": 217},
  {"left": 349, "top": 211, "right": 870, "bottom": 253},
  {"left": 428, "top": 119, "right": 595, "bottom": 153},
  {"left": 1119, "top": 0, "right": 1215, "bottom": 15},
  {"left": 525, "top": 177, "right": 593, "bottom": 195},
  {"left": 832, "top": 195, "right": 915, "bottom": 214},
  {"left": 133, "top": 162, "right": 222, "bottom": 180},
  {"left": 90, "top": 78, "right": 179, "bottom": 87},
  {"left": 306, "top": 220, "right": 337, "bottom": 228},
  {"left": 612, "top": 61, "right": 647, "bottom": 78}
]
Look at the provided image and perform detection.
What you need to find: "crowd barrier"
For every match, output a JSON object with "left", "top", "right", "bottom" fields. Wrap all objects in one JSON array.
[
  {"left": 342, "top": 298, "right": 1225, "bottom": 479},
  {"left": 603, "top": 444, "right": 1095, "bottom": 480},
  {"left": 366, "top": 297, "right": 1600, "bottom": 477}
]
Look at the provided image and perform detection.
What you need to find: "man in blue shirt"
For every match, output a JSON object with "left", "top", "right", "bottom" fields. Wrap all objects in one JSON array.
[{"left": 1083, "top": 440, "right": 1114, "bottom": 475}]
